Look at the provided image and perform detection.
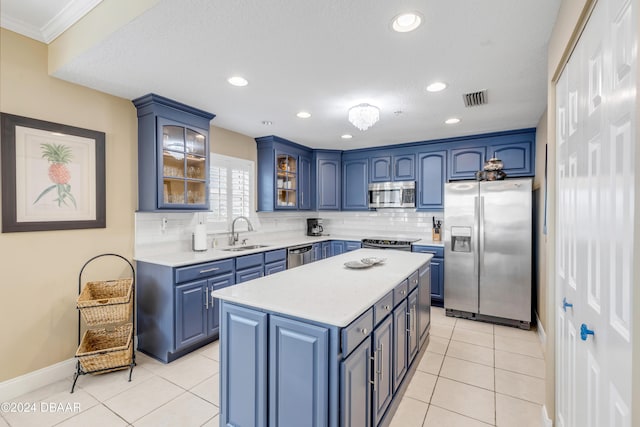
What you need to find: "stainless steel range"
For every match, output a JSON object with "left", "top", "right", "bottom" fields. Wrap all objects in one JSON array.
[{"left": 361, "top": 237, "right": 420, "bottom": 251}]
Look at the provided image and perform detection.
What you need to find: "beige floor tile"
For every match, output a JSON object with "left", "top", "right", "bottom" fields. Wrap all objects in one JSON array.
[
  {"left": 202, "top": 414, "right": 219, "bottom": 427},
  {"left": 134, "top": 352, "right": 168, "bottom": 373},
  {"left": 417, "top": 351, "right": 445, "bottom": 375},
  {"left": 2, "top": 389, "right": 99, "bottom": 427},
  {"left": 454, "top": 318, "right": 495, "bottom": 335},
  {"left": 103, "top": 376, "right": 184, "bottom": 423},
  {"left": 430, "top": 324, "right": 454, "bottom": 339},
  {"left": 431, "top": 309, "right": 457, "bottom": 327},
  {"left": 10, "top": 378, "right": 73, "bottom": 402},
  {"left": 78, "top": 365, "right": 154, "bottom": 401},
  {"left": 439, "top": 357, "right": 494, "bottom": 391},
  {"left": 55, "top": 404, "right": 127, "bottom": 427},
  {"left": 495, "top": 369, "right": 545, "bottom": 405},
  {"left": 495, "top": 350, "right": 545, "bottom": 379},
  {"left": 154, "top": 354, "right": 219, "bottom": 390},
  {"left": 426, "top": 336, "right": 450, "bottom": 355},
  {"left": 494, "top": 335, "right": 543, "bottom": 359},
  {"left": 404, "top": 371, "right": 438, "bottom": 403},
  {"left": 199, "top": 340, "right": 220, "bottom": 361},
  {"left": 423, "top": 405, "right": 493, "bottom": 427},
  {"left": 451, "top": 328, "right": 494, "bottom": 349},
  {"left": 446, "top": 340, "right": 494, "bottom": 367},
  {"left": 133, "top": 392, "right": 218, "bottom": 427},
  {"left": 496, "top": 393, "right": 543, "bottom": 427},
  {"left": 494, "top": 325, "right": 539, "bottom": 342},
  {"left": 190, "top": 373, "right": 219, "bottom": 406},
  {"left": 430, "top": 377, "right": 495, "bottom": 425},
  {"left": 389, "top": 397, "right": 429, "bottom": 427}
]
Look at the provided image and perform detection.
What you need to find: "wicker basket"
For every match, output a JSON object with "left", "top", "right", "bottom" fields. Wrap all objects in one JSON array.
[
  {"left": 77, "top": 278, "right": 133, "bottom": 326},
  {"left": 76, "top": 323, "right": 133, "bottom": 374}
]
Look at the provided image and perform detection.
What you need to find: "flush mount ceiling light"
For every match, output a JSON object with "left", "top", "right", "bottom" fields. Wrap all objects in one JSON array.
[
  {"left": 227, "top": 76, "right": 248, "bottom": 87},
  {"left": 348, "top": 104, "right": 380, "bottom": 131},
  {"left": 296, "top": 111, "right": 312, "bottom": 119},
  {"left": 341, "top": 134, "right": 353, "bottom": 139},
  {"left": 426, "top": 82, "right": 447, "bottom": 92},
  {"left": 392, "top": 12, "right": 423, "bottom": 33},
  {"left": 445, "top": 117, "right": 461, "bottom": 125}
]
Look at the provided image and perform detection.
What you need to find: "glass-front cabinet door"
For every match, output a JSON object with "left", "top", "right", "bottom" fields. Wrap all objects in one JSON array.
[
  {"left": 159, "top": 119, "right": 208, "bottom": 209},
  {"left": 275, "top": 152, "right": 297, "bottom": 208}
]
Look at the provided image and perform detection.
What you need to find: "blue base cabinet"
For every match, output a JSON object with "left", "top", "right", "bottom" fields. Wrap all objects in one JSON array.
[
  {"left": 418, "top": 263, "right": 431, "bottom": 345},
  {"left": 372, "top": 315, "right": 393, "bottom": 425},
  {"left": 412, "top": 245, "right": 445, "bottom": 306},
  {"left": 392, "top": 300, "right": 408, "bottom": 393},
  {"left": 341, "top": 338, "right": 372, "bottom": 427},
  {"left": 322, "top": 241, "right": 331, "bottom": 259}
]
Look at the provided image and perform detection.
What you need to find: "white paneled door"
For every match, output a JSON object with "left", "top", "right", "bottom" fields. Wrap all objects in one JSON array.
[{"left": 555, "top": 0, "right": 636, "bottom": 426}]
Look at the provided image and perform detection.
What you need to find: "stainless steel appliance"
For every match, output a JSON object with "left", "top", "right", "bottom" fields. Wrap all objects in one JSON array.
[
  {"left": 444, "top": 178, "right": 532, "bottom": 328},
  {"left": 287, "top": 244, "right": 313, "bottom": 269},
  {"left": 361, "top": 237, "right": 419, "bottom": 251},
  {"left": 368, "top": 181, "right": 416, "bottom": 209},
  {"left": 306, "top": 218, "right": 324, "bottom": 236}
]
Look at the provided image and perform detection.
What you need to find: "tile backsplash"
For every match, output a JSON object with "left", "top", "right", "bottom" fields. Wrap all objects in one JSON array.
[{"left": 135, "top": 210, "right": 443, "bottom": 256}]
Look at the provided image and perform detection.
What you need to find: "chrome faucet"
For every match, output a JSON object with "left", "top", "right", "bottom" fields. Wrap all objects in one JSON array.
[{"left": 229, "top": 216, "right": 254, "bottom": 245}]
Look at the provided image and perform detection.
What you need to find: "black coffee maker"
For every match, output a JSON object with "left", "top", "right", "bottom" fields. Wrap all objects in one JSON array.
[{"left": 306, "top": 218, "right": 324, "bottom": 236}]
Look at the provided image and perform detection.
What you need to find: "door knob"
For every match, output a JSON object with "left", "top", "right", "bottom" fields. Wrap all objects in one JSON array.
[
  {"left": 562, "top": 297, "right": 573, "bottom": 312},
  {"left": 580, "top": 323, "right": 595, "bottom": 341}
]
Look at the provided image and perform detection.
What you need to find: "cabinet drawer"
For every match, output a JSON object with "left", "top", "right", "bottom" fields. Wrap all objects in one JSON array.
[
  {"left": 342, "top": 308, "right": 374, "bottom": 357},
  {"left": 373, "top": 291, "right": 394, "bottom": 325},
  {"left": 344, "top": 241, "right": 362, "bottom": 252},
  {"left": 175, "top": 259, "right": 234, "bottom": 284},
  {"left": 412, "top": 245, "right": 444, "bottom": 258},
  {"left": 236, "top": 253, "right": 264, "bottom": 270},
  {"left": 265, "top": 260, "right": 286, "bottom": 275},
  {"left": 408, "top": 270, "right": 419, "bottom": 292},
  {"left": 393, "top": 279, "right": 409, "bottom": 306},
  {"left": 264, "top": 248, "right": 286, "bottom": 264}
]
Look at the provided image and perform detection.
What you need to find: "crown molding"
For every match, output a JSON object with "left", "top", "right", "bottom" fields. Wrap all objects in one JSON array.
[{"left": 0, "top": 14, "right": 45, "bottom": 42}]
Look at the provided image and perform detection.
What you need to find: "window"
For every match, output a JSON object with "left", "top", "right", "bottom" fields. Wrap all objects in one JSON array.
[{"left": 208, "top": 154, "right": 254, "bottom": 228}]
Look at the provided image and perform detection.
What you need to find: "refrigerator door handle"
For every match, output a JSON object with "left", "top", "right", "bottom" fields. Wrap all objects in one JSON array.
[
  {"left": 479, "top": 196, "right": 485, "bottom": 271},
  {"left": 474, "top": 196, "right": 480, "bottom": 279}
]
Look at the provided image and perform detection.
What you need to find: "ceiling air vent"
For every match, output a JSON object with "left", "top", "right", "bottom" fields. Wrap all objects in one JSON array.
[{"left": 463, "top": 90, "right": 488, "bottom": 107}]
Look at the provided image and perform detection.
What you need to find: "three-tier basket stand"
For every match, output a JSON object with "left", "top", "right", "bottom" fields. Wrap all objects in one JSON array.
[{"left": 70, "top": 253, "right": 136, "bottom": 393}]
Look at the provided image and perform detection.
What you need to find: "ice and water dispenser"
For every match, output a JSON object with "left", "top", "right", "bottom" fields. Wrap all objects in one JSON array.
[{"left": 451, "top": 226, "right": 472, "bottom": 252}]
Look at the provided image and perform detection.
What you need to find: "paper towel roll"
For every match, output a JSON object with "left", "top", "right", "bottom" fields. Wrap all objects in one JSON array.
[{"left": 192, "top": 223, "right": 207, "bottom": 252}]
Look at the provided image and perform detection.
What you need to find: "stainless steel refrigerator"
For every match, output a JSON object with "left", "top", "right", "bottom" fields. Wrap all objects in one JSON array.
[{"left": 444, "top": 178, "right": 532, "bottom": 328}]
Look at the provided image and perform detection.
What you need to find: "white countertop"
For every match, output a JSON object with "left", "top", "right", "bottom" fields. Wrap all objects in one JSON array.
[
  {"left": 211, "top": 248, "right": 432, "bottom": 327},
  {"left": 135, "top": 234, "right": 443, "bottom": 267}
]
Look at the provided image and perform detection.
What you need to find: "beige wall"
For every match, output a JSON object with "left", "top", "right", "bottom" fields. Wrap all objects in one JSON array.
[
  {"left": 0, "top": 29, "right": 137, "bottom": 381},
  {"left": 534, "top": 112, "right": 548, "bottom": 330},
  {"left": 209, "top": 126, "right": 257, "bottom": 163}
]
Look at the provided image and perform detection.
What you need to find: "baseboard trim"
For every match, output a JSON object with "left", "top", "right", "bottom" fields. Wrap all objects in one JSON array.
[
  {"left": 536, "top": 312, "right": 547, "bottom": 349},
  {"left": 0, "top": 358, "right": 76, "bottom": 402},
  {"left": 541, "top": 404, "right": 553, "bottom": 426}
]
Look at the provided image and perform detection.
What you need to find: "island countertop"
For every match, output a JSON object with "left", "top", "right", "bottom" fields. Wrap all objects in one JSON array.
[{"left": 211, "top": 248, "right": 432, "bottom": 327}]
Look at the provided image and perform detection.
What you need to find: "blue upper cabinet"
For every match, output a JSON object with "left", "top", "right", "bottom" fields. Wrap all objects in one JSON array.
[
  {"left": 417, "top": 150, "right": 447, "bottom": 210},
  {"left": 132, "top": 94, "right": 215, "bottom": 212},
  {"left": 449, "top": 145, "right": 486, "bottom": 180},
  {"left": 256, "top": 136, "right": 312, "bottom": 211},
  {"left": 487, "top": 139, "right": 534, "bottom": 177},
  {"left": 342, "top": 154, "right": 369, "bottom": 210},
  {"left": 312, "top": 150, "right": 341, "bottom": 210},
  {"left": 370, "top": 153, "right": 415, "bottom": 182}
]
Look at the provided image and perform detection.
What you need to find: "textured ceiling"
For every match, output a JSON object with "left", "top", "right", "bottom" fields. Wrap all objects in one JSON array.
[{"left": 5, "top": 0, "right": 561, "bottom": 149}]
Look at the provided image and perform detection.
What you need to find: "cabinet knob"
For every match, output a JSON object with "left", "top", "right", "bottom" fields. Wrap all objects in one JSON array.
[
  {"left": 401, "top": 290, "right": 406, "bottom": 295},
  {"left": 361, "top": 328, "right": 368, "bottom": 335},
  {"left": 384, "top": 305, "right": 391, "bottom": 311}
]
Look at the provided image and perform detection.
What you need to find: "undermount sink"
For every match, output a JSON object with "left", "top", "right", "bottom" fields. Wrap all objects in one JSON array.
[{"left": 222, "top": 245, "right": 270, "bottom": 252}]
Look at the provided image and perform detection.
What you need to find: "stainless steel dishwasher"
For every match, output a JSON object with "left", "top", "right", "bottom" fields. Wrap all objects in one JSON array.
[{"left": 287, "top": 244, "right": 313, "bottom": 269}]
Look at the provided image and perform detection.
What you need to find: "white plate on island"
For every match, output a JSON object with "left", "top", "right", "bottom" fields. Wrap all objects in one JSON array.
[
  {"left": 344, "top": 260, "right": 373, "bottom": 269},
  {"left": 361, "top": 257, "right": 386, "bottom": 265}
]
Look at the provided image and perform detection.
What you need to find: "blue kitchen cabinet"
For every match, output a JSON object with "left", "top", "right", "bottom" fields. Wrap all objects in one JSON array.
[
  {"left": 331, "top": 241, "right": 344, "bottom": 256},
  {"left": 236, "top": 266, "right": 263, "bottom": 283},
  {"left": 256, "top": 136, "right": 313, "bottom": 211},
  {"left": 132, "top": 93, "right": 215, "bottom": 212},
  {"left": 264, "top": 262, "right": 286, "bottom": 275},
  {"left": 392, "top": 300, "right": 408, "bottom": 393},
  {"left": 208, "top": 274, "right": 235, "bottom": 337},
  {"left": 370, "top": 153, "right": 415, "bottom": 182},
  {"left": 342, "top": 156, "right": 369, "bottom": 210},
  {"left": 416, "top": 150, "right": 447, "bottom": 211},
  {"left": 393, "top": 154, "right": 416, "bottom": 181},
  {"left": 418, "top": 263, "right": 431, "bottom": 346},
  {"left": 264, "top": 249, "right": 287, "bottom": 275},
  {"left": 345, "top": 241, "right": 362, "bottom": 252},
  {"left": 236, "top": 253, "right": 265, "bottom": 283},
  {"left": 312, "top": 243, "right": 322, "bottom": 262},
  {"left": 449, "top": 146, "right": 486, "bottom": 180},
  {"left": 407, "top": 288, "right": 419, "bottom": 365},
  {"left": 269, "top": 315, "right": 329, "bottom": 426},
  {"left": 321, "top": 241, "right": 331, "bottom": 259},
  {"left": 313, "top": 150, "right": 341, "bottom": 210},
  {"left": 372, "top": 315, "right": 394, "bottom": 425},
  {"left": 340, "top": 337, "right": 372, "bottom": 427},
  {"left": 412, "top": 245, "right": 444, "bottom": 306},
  {"left": 220, "top": 303, "right": 268, "bottom": 427},
  {"left": 487, "top": 140, "right": 534, "bottom": 177},
  {"left": 370, "top": 156, "right": 392, "bottom": 182},
  {"left": 175, "top": 280, "right": 208, "bottom": 350}
]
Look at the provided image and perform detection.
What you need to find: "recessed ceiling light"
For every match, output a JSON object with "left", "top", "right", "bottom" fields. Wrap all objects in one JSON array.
[
  {"left": 341, "top": 134, "right": 353, "bottom": 139},
  {"left": 392, "top": 12, "right": 423, "bottom": 33},
  {"left": 227, "top": 76, "right": 248, "bottom": 87},
  {"left": 296, "top": 111, "right": 311, "bottom": 119},
  {"left": 445, "top": 117, "right": 461, "bottom": 125},
  {"left": 262, "top": 121, "right": 273, "bottom": 125},
  {"left": 426, "top": 82, "right": 447, "bottom": 92}
]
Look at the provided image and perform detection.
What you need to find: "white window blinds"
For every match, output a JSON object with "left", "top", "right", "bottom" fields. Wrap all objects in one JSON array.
[{"left": 209, "top": 154, "right": 253, "bottom": 225}]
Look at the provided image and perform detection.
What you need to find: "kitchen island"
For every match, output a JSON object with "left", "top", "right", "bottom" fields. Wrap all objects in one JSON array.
[{"left": 212, "top": 248, "right": 432, "bottom": 427}]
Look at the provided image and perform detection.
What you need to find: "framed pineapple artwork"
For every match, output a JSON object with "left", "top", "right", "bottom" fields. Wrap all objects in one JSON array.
[{"left": 1, "top": 113, "right": 106, "bottom": 232}]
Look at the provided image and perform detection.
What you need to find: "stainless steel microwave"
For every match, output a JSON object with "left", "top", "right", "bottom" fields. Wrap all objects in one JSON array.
[{"left": 368, "top": 181, "right": 416, "bottom": 208}]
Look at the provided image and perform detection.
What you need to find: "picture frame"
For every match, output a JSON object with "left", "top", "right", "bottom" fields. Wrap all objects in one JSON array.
[{"left": 1, "top": 113, "right": 106, "bottom": 232}]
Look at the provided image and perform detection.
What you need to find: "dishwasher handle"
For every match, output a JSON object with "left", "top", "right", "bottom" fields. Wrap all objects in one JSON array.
[{"left": 288, "top": 245, "right": 313, "bottom": 254}]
